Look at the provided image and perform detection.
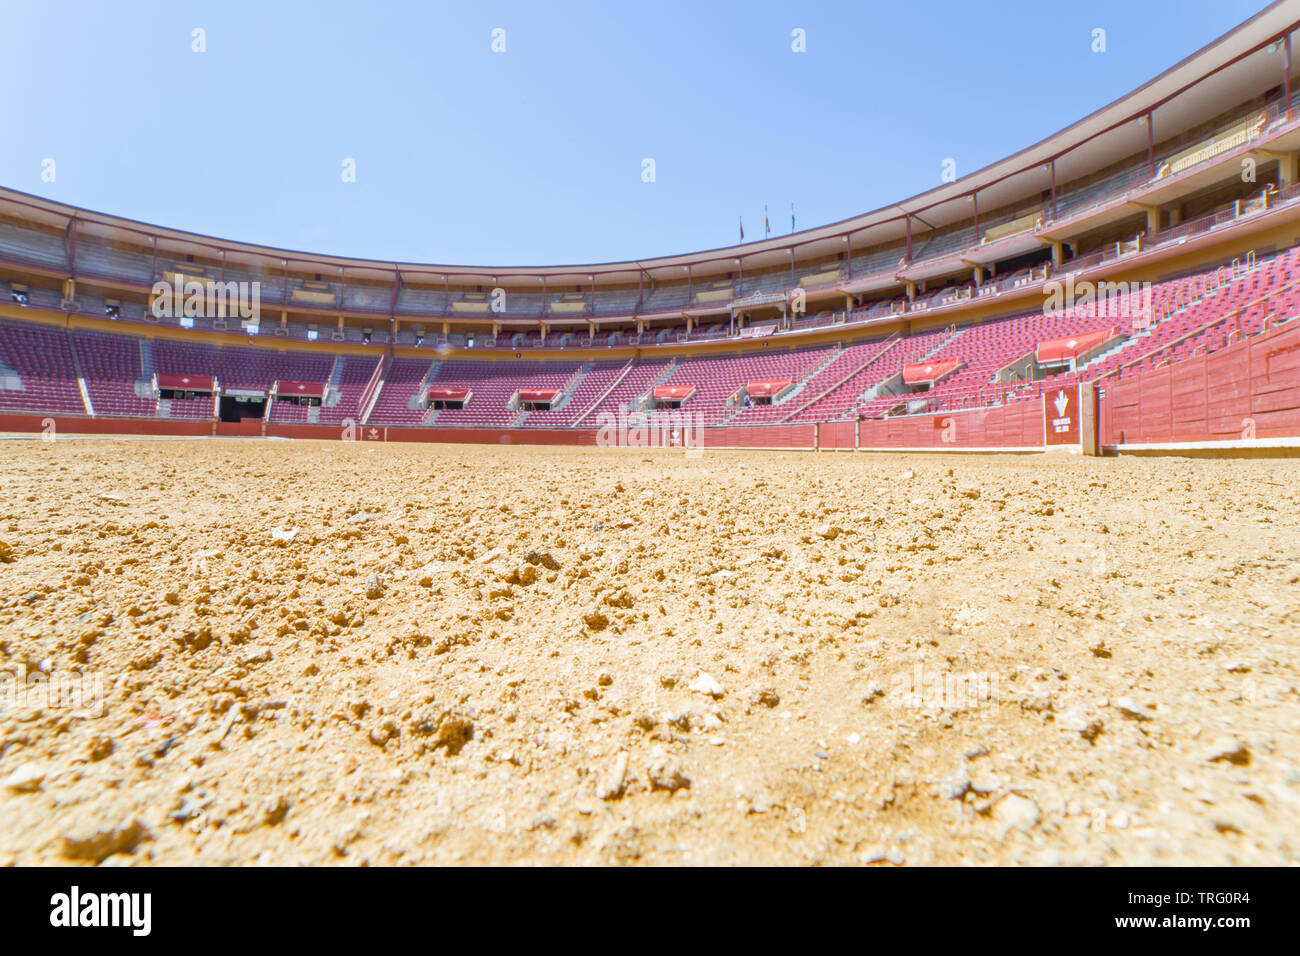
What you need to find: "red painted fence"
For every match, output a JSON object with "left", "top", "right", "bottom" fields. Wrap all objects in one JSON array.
[
  {"left": 696, "top": 424, "right": 816, "bottom": 450},
  {"left": 856, "top": 398, "right": 1045, "bottom": 450},
  {"left": 1099, "top": 318, "right": 1300, "bottom": 445},
  {"left": 0, "top": 414, "right": 212, "bottom": 437}
]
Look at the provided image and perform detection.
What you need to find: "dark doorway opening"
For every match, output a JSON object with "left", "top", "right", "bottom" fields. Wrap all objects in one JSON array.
[{"left": 219, "top": 396, "right": 266, "bottom": 422}]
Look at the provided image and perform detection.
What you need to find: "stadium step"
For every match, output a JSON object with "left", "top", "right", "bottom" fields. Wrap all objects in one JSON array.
[
  {"left": 552, "top": 362, "right": 592, "bottom": 411},
  {"left": 781, "top": 336, "right": 900, "bottom": 422},
  {"left": 358, "top": 350, "right": 393, "bottom": 424},
  {"left": 571, "top": 359, "right": 635, "bottom": 427},
  {"left": 765, "top": 345, "right": 844, "bottom": 412},
  {"left": 323, "top": 355, "right": 346, "bottom": 408},
  {"left": 408, "top": 360, "right": 442, "bottom": 410},
  {"left": 138, "top": 338, "right": 155, "bottom": 380},
  {"left": 64, "top": 330, "right": 94, "bottom": 416}
]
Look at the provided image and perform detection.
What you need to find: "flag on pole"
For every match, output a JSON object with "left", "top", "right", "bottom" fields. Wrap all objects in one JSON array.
[
  {"left": 791, "top": 203, "right": 796, "bottom": 234},
  {"left": 738, "top": 216, "right": 744, "bottom": 241},
  {"left": 764, "top": 205, "right": 770, "bottom": 237}
]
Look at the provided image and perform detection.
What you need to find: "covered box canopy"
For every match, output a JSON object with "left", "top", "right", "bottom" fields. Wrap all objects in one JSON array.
[
  {"left": 276, "top": 380, "right": 325, "bottom": 398},
  {"left": 903, "top": 358, "right": 963, "bottom": 386},
  {"left": 1036, "top": 327, "right": 1117, "bottom": 365},
  {"left": 747, "top": 379, "right": 793, "bottom": 398},
  {"left": 653, "top": 385, "right": 696, "bottom": 401},
  {"left": 428, "top": 386, "right": 471, "bottom": 402},
  {"left": 517, "top": 388, "right": 561, "bottom": 403},
  {"left": 156, "top": 373, "right": 215, "bottom": 392}
]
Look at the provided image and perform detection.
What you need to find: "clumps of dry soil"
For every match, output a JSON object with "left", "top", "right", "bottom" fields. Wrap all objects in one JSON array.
[{"left": 0, "top": 439, "right": 1296, "bottom": 865}]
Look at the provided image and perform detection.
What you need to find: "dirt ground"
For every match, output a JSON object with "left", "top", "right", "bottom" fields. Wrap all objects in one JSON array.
[{"left": 0, "top": 437, "right": 1296, "bottom": 866}]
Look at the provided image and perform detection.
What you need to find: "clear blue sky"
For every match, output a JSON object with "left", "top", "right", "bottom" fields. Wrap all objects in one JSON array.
[{"left": 0, "top": 0, "right": 1271, "bottom": 266}]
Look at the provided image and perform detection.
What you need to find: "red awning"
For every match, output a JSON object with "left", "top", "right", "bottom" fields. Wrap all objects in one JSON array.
[
  {"left": 903, "top": 358, "right": 963, "bottom": 385},
  {"left": 276, "top": 380, "right": 325, "bottom": 398},
  {"left": 517, "top": 388, "right": 561, "bottom": 403},
  {"left": 747, "top": 379, "right": 792, "bottom": 398},
  {"left": 653, "top": 385, "right": 696, "bottom": 401},
  {"left": 428, "top": 387, "right": 471, "bottom": 402},
  {"left": 156, "top": 373, "right": 215, "bottom": 391},
  {"left": 1036, "top": 327, "right": 1116, "bottom": 364}
]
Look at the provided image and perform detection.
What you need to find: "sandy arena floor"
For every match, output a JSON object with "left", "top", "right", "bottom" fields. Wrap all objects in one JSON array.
[{"left": 0, "top": 437, "right": 1297, "bottom": 865}]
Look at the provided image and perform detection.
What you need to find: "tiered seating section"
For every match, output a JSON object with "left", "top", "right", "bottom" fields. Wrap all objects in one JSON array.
[
  {"left": 72, "top": 330, "right": 154, "bottom": 417},
  {"left": 421, "top": 360, "right": 581, "bottom": 427},
  {"left": 0, "top": 320, "right": 84, "bottom": 415},
  {"left": 0, "top": 248, "right": 1296, "bottom": 429}
]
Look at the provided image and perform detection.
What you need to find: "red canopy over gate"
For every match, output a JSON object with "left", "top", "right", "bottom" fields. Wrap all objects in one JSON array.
[
  {"left": 903, "top": 358, "right": 963, "bottom": 385},
  {"left": 747, "top": 379, "right": 792, "bottom": 398},
  {"left": 1036, "top": 327, "right": 1116, "bottom": 364},
  {"left": 653, "top": 385, "right": 696, "bottom": 401},
  {"left": 517, "top": 388, "right": 561, "bottom": 403},
  {"left": 156, "top": 373, "right": 215, "bottom": 391},
  {"left": 276, "top": 380, "right": 325, "bottom": 398},
  {"left": 428, "top": 387, "right": 471, "bottom": 402}
]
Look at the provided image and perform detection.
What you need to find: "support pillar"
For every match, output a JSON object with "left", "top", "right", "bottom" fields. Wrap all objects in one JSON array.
[
  {"left": 1139, "top": 205, "right": 1160, "bottom": 236},
  {"left": 1269, "top": 150, "right": 1300, "bottom": 185}
]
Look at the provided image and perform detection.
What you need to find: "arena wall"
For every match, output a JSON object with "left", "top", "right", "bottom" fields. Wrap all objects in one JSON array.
[
  {"left": 1098, "top": 319, "right": 1300, "bottom": 447},
  {"left": 855, "top": 399, "right": 1046, "bottom": 451},
  {"left": 0, "top": 414, "right": 212, "bottom": 438}
]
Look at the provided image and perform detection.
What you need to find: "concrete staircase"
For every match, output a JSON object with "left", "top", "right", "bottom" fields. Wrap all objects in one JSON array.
[
  {"left": 135, "top": 338, "right": 156, "bottom": 401},
  {"left": 407, "top": 360, "right": 442, "bottom": 412}
]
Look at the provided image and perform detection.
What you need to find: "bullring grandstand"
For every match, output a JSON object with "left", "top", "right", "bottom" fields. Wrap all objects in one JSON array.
[
  {"left": 0, "top": 0, "right": 1297, "bottom": 891},
  {"left": 2, "top": 3, "right": 1300, "bottom": 453}
]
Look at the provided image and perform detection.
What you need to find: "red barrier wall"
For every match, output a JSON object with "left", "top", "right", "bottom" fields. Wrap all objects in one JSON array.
[
  {"left": 696, "top": 424, "right": 816, "bottom": 450},
  {"left": 0, "top": 414, "right": 212, "bottom": 437},
  {"left": 385, "top": 427, "right": 602, "bottom": 446},
  {"left": 216, "top": 421, "right": 263, "bottom": 437},
  {"left": 1099, "top": 318, "right": 1300, "bottom": 445},
  {"left": 857, "top": 398, "right": 1045, "bottom": 449},
  {"left": 817, "top": 421, "right": 856, "bottom": 449},
  {"left": 265, "top": 423, "right": 380, "bottom": 441}
]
